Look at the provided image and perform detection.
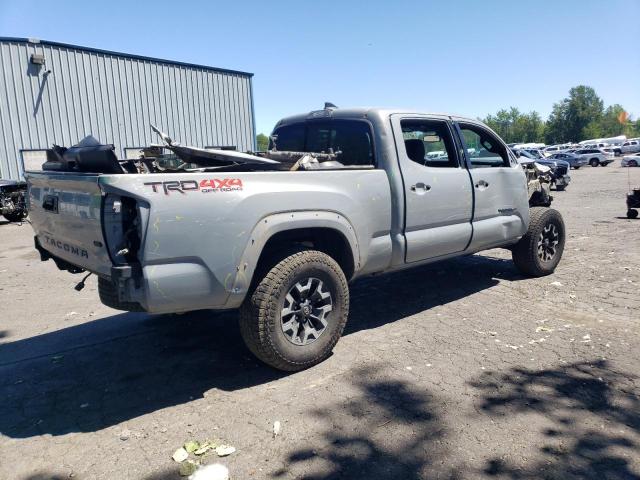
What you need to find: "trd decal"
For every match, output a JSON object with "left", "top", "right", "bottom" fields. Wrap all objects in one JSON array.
[{"left": 144, "top": 179, "right": 243, "bottom": 195}]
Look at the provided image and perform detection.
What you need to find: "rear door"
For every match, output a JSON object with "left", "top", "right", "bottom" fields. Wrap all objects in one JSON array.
[
  {"left": 26, "top": 172, "right": 113, "bottom": 276},
  {"left": 455, "top": 122, "right": 529, "bottom": 251},
  {"left": 391, "top": 115, "right": 473, "bottom": 262}
]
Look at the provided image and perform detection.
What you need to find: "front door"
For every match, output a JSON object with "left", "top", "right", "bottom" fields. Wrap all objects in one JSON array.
[
  {"left": 455, "top": 122, "right": 530, "bottom": 251},
  {"left": 391, "top": 115, "right": 473, "bottom": 263}
]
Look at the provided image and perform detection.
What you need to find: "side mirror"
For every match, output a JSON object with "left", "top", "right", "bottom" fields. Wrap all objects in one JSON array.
[{"left": 513, "top": 150, "right": 521, "bottom": 158}]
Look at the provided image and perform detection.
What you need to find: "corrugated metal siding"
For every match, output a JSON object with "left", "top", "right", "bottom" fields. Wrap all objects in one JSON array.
[{"left": 0, "top": 39, "right": 255, "bottom": 179}]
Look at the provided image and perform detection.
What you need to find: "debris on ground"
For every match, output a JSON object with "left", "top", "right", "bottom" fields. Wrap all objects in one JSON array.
[
  {"left": 179, "top": 460, "right": 198, "bottom": 477},
  {"left": 550, "top": 281, "right": 563, "bottom": 287},
  {"left": 214, "top": 445, "right": 236, "bottom": 457},
  {"left": 188, "top": 464, "right": 229, "bottom": 480},
  {"left": 119, "top": 429, "right": 131, "bottom": 441},
  {"left": 194, "top": 441, "right": 215, "bottom": 456},
  {"left": 184, "top": 441, "right": 200, "bottom": 453},
  {"left": 273, "top": 421, "right": 281, "bottom": 437},
  {"left": 172, "top": 447, "right": 189, "bottom": 463},
  {"left": 536, "top": 326, "right": 553, "bottom": 333}
]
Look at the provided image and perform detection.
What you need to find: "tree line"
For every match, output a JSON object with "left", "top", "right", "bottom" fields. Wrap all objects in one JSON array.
[
  {"left": 483, "top": 85, "right": 640, "bottom": 145},
  {"left": 255, "top": 85, "right": 639, "bottom": 149}
]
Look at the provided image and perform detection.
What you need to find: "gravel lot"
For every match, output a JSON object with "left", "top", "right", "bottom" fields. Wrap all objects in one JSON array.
[{"left": 1, "top": 162, "right": 639, "bottom": 480}]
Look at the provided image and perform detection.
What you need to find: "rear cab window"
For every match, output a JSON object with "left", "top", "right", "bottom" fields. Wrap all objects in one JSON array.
[{"left": 270, "top": 120, "right": 375, "bottom": 166}]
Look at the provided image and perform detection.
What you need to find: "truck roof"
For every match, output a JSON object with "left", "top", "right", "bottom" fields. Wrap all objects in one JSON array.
[{"left": 274, "top": 107, "right": 480, "bottom": 128}]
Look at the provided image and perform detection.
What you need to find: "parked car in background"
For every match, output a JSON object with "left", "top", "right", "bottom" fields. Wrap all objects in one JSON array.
[
  {"left": 0, "top": 179, "right": 28, "bottom": 223},
  {"left": 573, "top": 148, "right": 614, "bottom": 167},
  {"left": 621, "top": 154, "right": 640, "bottom": 167},
  {"left": 621, "top": 140, "right": 640, "bottom": 154},
  {"left": 548, "top": 152, "right": 588, "bottom": 169},
  {"left": 513, "top": 149, "right": 571, "bottom": 191}
]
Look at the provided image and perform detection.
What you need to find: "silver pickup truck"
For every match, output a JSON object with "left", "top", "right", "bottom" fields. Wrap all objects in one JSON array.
[{"left": 26, "top": 107, "right": 566, "bottom": 371}]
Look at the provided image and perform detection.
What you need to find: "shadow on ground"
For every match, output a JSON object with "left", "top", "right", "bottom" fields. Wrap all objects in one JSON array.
[
  {"left": 270, "top": 365, "right": 457, "bottom": 480},
  {"left": 469, "top": 360, "right": 640, "bottom": 479},
  {"left": 0, "top": 254, "right": 517, "bottom": 438}
]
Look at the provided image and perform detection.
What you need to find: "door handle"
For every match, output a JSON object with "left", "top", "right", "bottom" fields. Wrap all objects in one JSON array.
[
  {"left": 410, "top": 182, "right": 431, "bottom": 194},
  {"left": 475, "top": 180, "right": 489, "bottom": 189}
]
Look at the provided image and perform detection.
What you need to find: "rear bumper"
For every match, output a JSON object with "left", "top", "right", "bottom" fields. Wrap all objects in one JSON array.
[{"left": 36, "top": 236, "right": 237, "bottom": 313}]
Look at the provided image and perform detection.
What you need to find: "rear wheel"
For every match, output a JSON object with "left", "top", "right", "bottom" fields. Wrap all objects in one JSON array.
[
  {"left": 239, "top": 249, "right": 349, "bottom": 371},
  {"left": 512, "top": 207, "right": 565, "bottom": 277},
  {"left": 628, "top": 209, "right": 639, "bottom": 219},
  {"left": 589, "top": 158, "right": 599, "bottom": 167},
  {"left": 629, "top": 160, "right": 638, "bottom": 167},
  {"left": 574, "top": 166, "right": 580, "bottom": 169},
  {"left": 555, "top": 184, "right": 566, "bottom": 191}
]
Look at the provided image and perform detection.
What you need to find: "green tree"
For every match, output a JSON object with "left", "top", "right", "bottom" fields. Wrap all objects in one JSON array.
[
  {"left": 598, "top": 104, "right": 627, "bottom": 137},
  {"left": 548, "top": 86, "right": 604, "bottom": 142},
  {"left": 544, "top": 100, "right": 569, "bottom": 144},
  {"left": 484, "top": 107, "right": 544, "bottom": 143},
  {"left": 256, "top": 133, "right": 269, "bottom": 151}
]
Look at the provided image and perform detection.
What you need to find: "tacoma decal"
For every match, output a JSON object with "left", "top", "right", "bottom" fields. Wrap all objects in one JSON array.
[{"left": 43, "top": 235, "right": 89, "bottom": 258}]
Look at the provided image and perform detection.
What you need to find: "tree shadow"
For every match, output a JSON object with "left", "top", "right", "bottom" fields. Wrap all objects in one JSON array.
[
  {"left": 271, "top": 365, "right": 458, "bottom": 480},
  {"left": 469, "top": 360, "right": 640, "bottom": 479},
  {"left": 0, "top": 254, "right": 516, "bottom": 439}
]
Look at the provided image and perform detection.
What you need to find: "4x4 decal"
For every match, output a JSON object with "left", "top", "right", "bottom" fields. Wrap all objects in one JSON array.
[{"left": 144, "top": 178, "right": 243, "bottom": 195}]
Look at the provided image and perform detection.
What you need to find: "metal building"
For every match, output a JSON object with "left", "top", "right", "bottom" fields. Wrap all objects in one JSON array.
[{"left": 0, "top": 37, "right": 256, "bottom": 180}]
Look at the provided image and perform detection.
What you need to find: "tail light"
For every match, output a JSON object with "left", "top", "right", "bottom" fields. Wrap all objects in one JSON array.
[{"left": 103, "top": 195, "right": 142, "bottom": 265}]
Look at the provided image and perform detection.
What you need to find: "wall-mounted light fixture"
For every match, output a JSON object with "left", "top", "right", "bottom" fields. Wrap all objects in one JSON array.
[{"left": 30, "top": 53, "right": 45, "bottom": 65}]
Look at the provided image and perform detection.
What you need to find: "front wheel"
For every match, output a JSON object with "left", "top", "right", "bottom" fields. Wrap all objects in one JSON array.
[
  {"left": 628, "top": 209, "right": 639, "bottom": 219},
  {"left": 573, "top": 166, "right": 580, "bottom": 169},
  {"left": 512, "top": 207, "right": 565, "bottom": 277},
  {"left": 239, "top": 249, "right": 349, "bottom": 371},
  {"left": 555, "top": 184, "right": 566, "bottom": 191}
]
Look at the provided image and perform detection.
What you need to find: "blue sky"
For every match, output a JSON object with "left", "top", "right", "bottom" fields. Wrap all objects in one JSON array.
[{"left": 1, "top": 0, "right": 638, "bottom": 135}]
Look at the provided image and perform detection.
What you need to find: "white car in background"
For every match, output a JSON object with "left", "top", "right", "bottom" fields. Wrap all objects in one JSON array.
[
  {"left": 572, "top": 148, "right": 614, "bottom": 167},
  {"left": 621, "top": 140, "right": 640, "bottom": 154},
  {"left": 621, "top": 154, "right": 640, "bottom": 167}
]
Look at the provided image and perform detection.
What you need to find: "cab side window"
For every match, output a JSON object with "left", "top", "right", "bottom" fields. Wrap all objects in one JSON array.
[
  {"left": 458, "top": 123, "right": 510, "bottom": 168},
  {"left": 400, "top": 120, "right": 457, "bottom": 168}
]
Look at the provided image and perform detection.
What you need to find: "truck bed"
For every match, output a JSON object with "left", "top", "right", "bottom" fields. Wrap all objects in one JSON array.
[{"left": 27, "top": 169, "right": 393, "bottom": 313}]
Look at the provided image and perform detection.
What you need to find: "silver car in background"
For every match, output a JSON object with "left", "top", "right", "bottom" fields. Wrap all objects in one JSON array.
[
  {"left": 572, "top": 148, "right": 615, "bottom": 167},
  {"left": 621, "top": 140, "right": 640, "bottom": 154},
  {"left": 621, "top": 154, "right": 640, "bottom": 167},
  {"left": 548, "top": 152, "right": 589, "bottom": 169}
]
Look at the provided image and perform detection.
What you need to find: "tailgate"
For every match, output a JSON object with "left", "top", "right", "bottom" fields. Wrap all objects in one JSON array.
[{"left": 26, "top": 172, "right": 113, "bottom": 276}]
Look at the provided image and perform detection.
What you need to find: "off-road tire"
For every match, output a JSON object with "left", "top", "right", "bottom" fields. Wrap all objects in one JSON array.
[
  {"left": 628, "top": 209, "right": 639, "bottom": 219},
  {"left": 512, "top": 207, "right": 565, "bottom": 277},
  {"left": 98, "top": 276, "right": 145, "bottom": 312},
  {"left": 239, "top": 249, "right": 349, "bottom": 371},
  {"left": 3, "top": 210, "right": 27, "bottom": 223}
]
